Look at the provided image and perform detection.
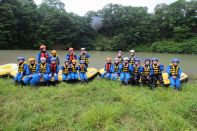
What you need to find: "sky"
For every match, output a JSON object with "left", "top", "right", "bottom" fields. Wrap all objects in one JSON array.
[{"left": 34, "top": 0, "right": 178, "bottom": 16}]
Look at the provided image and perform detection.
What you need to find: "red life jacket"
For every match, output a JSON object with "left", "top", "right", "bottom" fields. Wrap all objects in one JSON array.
[
  {"left": 50, "top": 64, "right": 57, "bottom": 73},
  {"left": 41, "top": 52, "right": 48, "bottom": 59},
  {"left": 105, "top": 63, "right": 111, "bottom": 72},
  {"left": 69, "top": 53, "right": 74, "bottom": 61}
]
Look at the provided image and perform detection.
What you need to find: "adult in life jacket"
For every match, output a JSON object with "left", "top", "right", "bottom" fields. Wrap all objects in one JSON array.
[
  {"left": 111, "top": 58, "right": 122, "bottom": 80},
  {"left": 78, "top": 48, "right": 90, "bottom": 67},
  {"left": 14, "top": 57, "right": 29, "bottom": 85},
  {"left": 166, "top": 59, "right": 182, "bottom": 90},
  {"left": 49, "top": 58, "right": 59, "bottom": 82},
  {"left": 131, "top": 58, "right": 144, "bottom": 85},
  {"left": 70, "top": 59, "right": 79, "bottom": 81},
  {"left": 120, "top": 57, "right": 133, "bottom": 85},
  {"left": 141, "top": 59, "right": 154, "bottom": 88},
  {"left": 23, "top": 57, "right": 37, "bottom": 86},
  {"left": 50, "top": 50, "right": 60, "bottom": 65},
  {"left": 101, "top": 57, "right": 114, "bottom": 80},
  {"left": 34, "top": 57, "right": 50, "bottom": 85},
  {"left": 36, "top": 44, "right": 50, "bottom": 64},
  {"left": 152, "top": 57, "right": 164, "bottom": 87},
  {"left": 117, "top": 51, "right": 123, "bottom": 64},
  {"left": 66, "top": 48, "right": 77, "bottom": 63},
  {"left": 78, "top": 60, "right": 88, "bottom": 83},
  {"left": 129, "top": 50, "right": 136, "bottom": 65},
  {"left": 61, "top": 60, "right": 71, "bottom": 81}
]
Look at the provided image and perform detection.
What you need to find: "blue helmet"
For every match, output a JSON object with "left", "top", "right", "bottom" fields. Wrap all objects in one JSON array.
[
  {"left": 152, "top": 57, "right": 158, "bottom": 61},
  {"left": 17, "top": 56, "right": 25, "bottom": 61},
  {"left": 135, "top": 58, "right": 140, "bottom": 62},
  {"left": 172, "top": 58, "right": 179, "bottom": 63},
  {"left": 51, "top": 57, "right": 56, "bottom": 62},
  {"left": 144, "top": 58, "right": 151, "bottom": 62},
  {"left": 134, "top": 58, "right": 140, "bottom": 64},
  {"left": 64, "top": 60, "right": 69, "bottom": 63}
]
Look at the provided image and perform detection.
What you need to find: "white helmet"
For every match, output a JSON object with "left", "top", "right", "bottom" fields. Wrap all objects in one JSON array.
[
  {"left": 118, "top": 51, "right": 122, "bottom": 54},
  {"left": 123, "top": 57, "right": 129, "bottom": 61},
  {"left": 81, "top": 48, "right": 86, "bottom": 51},
  {"left": 40, "top": 57, "right": 46, "bottom": 61},
  {"left": 130, "top": 50, "right": 135, "bottom": 53}
]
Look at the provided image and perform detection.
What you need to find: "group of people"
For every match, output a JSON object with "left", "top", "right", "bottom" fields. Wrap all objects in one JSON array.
[
  {"left": 14, "top": 44, "right": 183, "bottom": 90},
  {"left": 101, "top": 50, "right": 182, "bottom": 90},
  {"left": 14, "top": 45, "right": 90, "bottom": 86}
]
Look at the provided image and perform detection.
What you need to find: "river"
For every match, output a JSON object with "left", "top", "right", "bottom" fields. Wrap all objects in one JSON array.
[{"left": 0, "top": 50, "right": 197, "bottom": 79}]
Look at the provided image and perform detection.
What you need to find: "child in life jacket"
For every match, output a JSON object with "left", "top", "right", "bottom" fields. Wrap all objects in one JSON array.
[
  {"left": 49, "top": 57, "right": 59, "bottom": 82},
  {"left": 36, "top": 44, "right": 50, "bottom": 64},
  {"left": 166, "top": 58, "right": 182, "bottom": 91},
  {"left": 66, "top": 48, "right": 77, "bottom": 63},
  {"left": 61, "top": 60, "right": 71, "bottom": 81},
  {"left": 101, "top": 57, "right": 114, "bottom": 80},
  {"left": 78, "top": 60, "right": 88, "bottom": 83}
]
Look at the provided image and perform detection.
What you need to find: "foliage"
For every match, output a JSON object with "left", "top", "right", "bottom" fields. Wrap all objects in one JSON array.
[
  {"left": 149, "top": 37, "right": 197, "bottom": 54},
  {"left": 0, "top": 79, "right": 197, "bottom": 130},
  {"left": 0, "top": 0, "right": 196, "bottom": 53}
]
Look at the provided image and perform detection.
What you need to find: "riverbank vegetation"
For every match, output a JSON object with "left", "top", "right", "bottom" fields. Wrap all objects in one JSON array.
[
  {"left": 0, "top": 79, "right": 197, "bottom": 130},
  {"left": 0, "top": 0, "right": 197, "bottom": 54}
]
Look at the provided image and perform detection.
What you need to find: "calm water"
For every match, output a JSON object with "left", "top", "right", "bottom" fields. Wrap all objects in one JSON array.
[{"left": 0, "top": 50, "right": 197, "bottom": 79}]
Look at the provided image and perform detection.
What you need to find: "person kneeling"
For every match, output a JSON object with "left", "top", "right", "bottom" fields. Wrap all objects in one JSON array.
[
  {"left": 166, "top": 59, "right": 182, "bottom": 91},
  {"left": 23, "top": 57, "right": 37, "bottom": 86},
  {"left": 33, "top": 57, "right": 50, "bottom": 85},
  {"left": 78, "top": 61, "right": 88, "bottom": 83},
  {"left": 152, "top": 58, "right": 164, "bottom": 87},
  {"left": 120, "top": 57, "right": 133, "bottom": 85},
  {"left": 70, "top": 59, "right": 78, "bottom": 82},
  {"left": 141, "top": 59, "right": 154, "bottom": 89},
  {"left": 14, "top": 57, "right": 29, "bottom": 85},
  {"left": 49, "top": 58, "right": 59, "bottom": 82},
  {"left": 101, "top": 57, "right": 114, "bottom": 80},
  {"left": 131, "top": 58, "right": 143, "bottom": 85},
  {"left": 61, "top": 60, "right": 71, "bottom": 81},
  {"left": 111, "top": 58, "right": 122, "bottom": 80}
]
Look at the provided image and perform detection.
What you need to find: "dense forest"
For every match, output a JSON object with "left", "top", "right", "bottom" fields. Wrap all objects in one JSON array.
[{"left": 0, "top": 0, "right": 197, "bottom": 53}]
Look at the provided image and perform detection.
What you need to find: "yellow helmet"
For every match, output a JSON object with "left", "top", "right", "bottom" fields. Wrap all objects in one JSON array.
[
  {"left": 51, "top": 50, "right": 57, "bottom": 54},
  {"left": 29, "top": 57, "right": 35, "bottom": 62},
  {"left": 72, "top": 59, "right": 77, "bottom": 63}
]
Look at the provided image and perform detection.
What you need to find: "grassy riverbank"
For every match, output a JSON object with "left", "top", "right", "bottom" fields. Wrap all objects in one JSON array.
[{"left": 0, "top": 79, "right": 197, "bottom": 130}]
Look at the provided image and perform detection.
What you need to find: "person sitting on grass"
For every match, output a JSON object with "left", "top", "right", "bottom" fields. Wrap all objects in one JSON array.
[
  {"left": 14, "top": 57, "right": 29, "bottom": 85},
  {"left": 23, "top": 57, "right": 37, "bottom": 86},
  {"left": 111, "top": 58, "right": 122, "bottom": 80},
  {"left": 34, "top": 57, "right": 50, "bottom": 85},
  {"left": 78, "top": 60, "right": 88, "bottom": 83},
  {"left": 101, "top": 57, "right": 114, "bottom": 80},
  {"left": 152, "top": 58, "right": 164, "bottom": 87},
  {"left": 141, "top": 59, "right": 154, "bottom": 89},
  {"left": 61, "top": 60, "right": 71, "bottom": 81},
  {"left": 120, "top": 57, "right": 133, "bottom": 85},
  {"left": 70, "top": 59, "right": 78, "bottom": 82},
  {"left": 48, "top": 58, "right": 59, "bottom": 82},
  {"left": 166, "top": 58, "right": 182, "bottom": 91},
  {"left": 131, "top": 58, "right": 143, "bottom": 85}
]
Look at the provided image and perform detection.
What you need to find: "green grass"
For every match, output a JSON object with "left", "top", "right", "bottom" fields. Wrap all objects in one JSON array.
[{"left": 0, "top": 79, "right": 197, "bottom": 131}]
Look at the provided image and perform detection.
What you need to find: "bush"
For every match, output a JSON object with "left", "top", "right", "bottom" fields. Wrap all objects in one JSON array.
[{"left": 150, "top": 37, "right": 197, "bottom": 54}]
